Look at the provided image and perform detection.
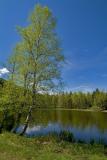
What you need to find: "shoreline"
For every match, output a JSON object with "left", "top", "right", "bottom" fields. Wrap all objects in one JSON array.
[{"left": 35, "top": 108, "right": 107, "bottom": 112}]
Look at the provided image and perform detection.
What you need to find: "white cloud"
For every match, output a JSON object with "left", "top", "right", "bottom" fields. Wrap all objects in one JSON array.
[
  {"left": 65, "top": 85, "right": 94, "bottom": 93},
  {"left": 0, "top": 68, "right": 9, "bottom": 77}
]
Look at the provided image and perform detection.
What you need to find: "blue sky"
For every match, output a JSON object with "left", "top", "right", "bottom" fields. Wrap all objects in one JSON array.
[{"left": 0, "top": 0, "right": 107, "bottom": 92}]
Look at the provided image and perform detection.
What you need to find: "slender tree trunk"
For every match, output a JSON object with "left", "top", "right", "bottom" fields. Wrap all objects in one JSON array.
[
  {"left": 20, "top": 72, "right": 36, "bottom": 135},
  {"left": 32, "top": 72, "right": 36, "bottom": 106},
  {"left": 20, "top": 106, "right": 33, "bottom": 136}
]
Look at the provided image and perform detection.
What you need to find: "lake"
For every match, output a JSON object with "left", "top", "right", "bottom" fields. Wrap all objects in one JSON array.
[{"left": 18, "top": 109, "right": 107, "bottom": 144}]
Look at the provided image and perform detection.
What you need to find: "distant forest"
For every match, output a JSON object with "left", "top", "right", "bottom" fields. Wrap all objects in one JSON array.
[{"left": 0, "top": 78, "right": 107, "bottom": 111}]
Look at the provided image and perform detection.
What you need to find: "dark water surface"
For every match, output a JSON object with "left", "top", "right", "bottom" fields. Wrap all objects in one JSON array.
[{"left": 18, "top": 110, "right": 107, "bottom": 144}]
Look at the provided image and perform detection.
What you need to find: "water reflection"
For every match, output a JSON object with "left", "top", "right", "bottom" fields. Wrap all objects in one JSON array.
[{"left": 19, "top": 110, "right": 107, "bottom": 144}]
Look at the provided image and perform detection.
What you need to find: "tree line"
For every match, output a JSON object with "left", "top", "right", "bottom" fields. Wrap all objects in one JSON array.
[
  {"left": 38, "top": 88, "right": 107, "bottom": 110},
  {"left": 0, "top": 79, "right": 107, "bottom": 111},
  {"left": 0, "top": 80, "right": 107, "bottom": 133}
]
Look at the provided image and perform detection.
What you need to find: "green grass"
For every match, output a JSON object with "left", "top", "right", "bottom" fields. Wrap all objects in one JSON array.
[{"left": 0, "top": 132, "right": 107, "bottom": 160}]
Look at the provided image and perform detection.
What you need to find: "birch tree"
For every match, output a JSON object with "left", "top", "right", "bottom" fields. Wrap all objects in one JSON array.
[{"left": 9, "top": 4, "right": 64, "bottom": 135}]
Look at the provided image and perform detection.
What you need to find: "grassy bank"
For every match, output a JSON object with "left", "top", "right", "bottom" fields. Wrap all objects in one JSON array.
[{"left": 0, "top": 133, "right": 107, "bottom": 160}]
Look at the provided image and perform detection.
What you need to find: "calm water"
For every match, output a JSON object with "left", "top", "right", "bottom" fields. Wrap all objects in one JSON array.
[{"left": 18, "top": 110, "right": 107, "bottom": 144}]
